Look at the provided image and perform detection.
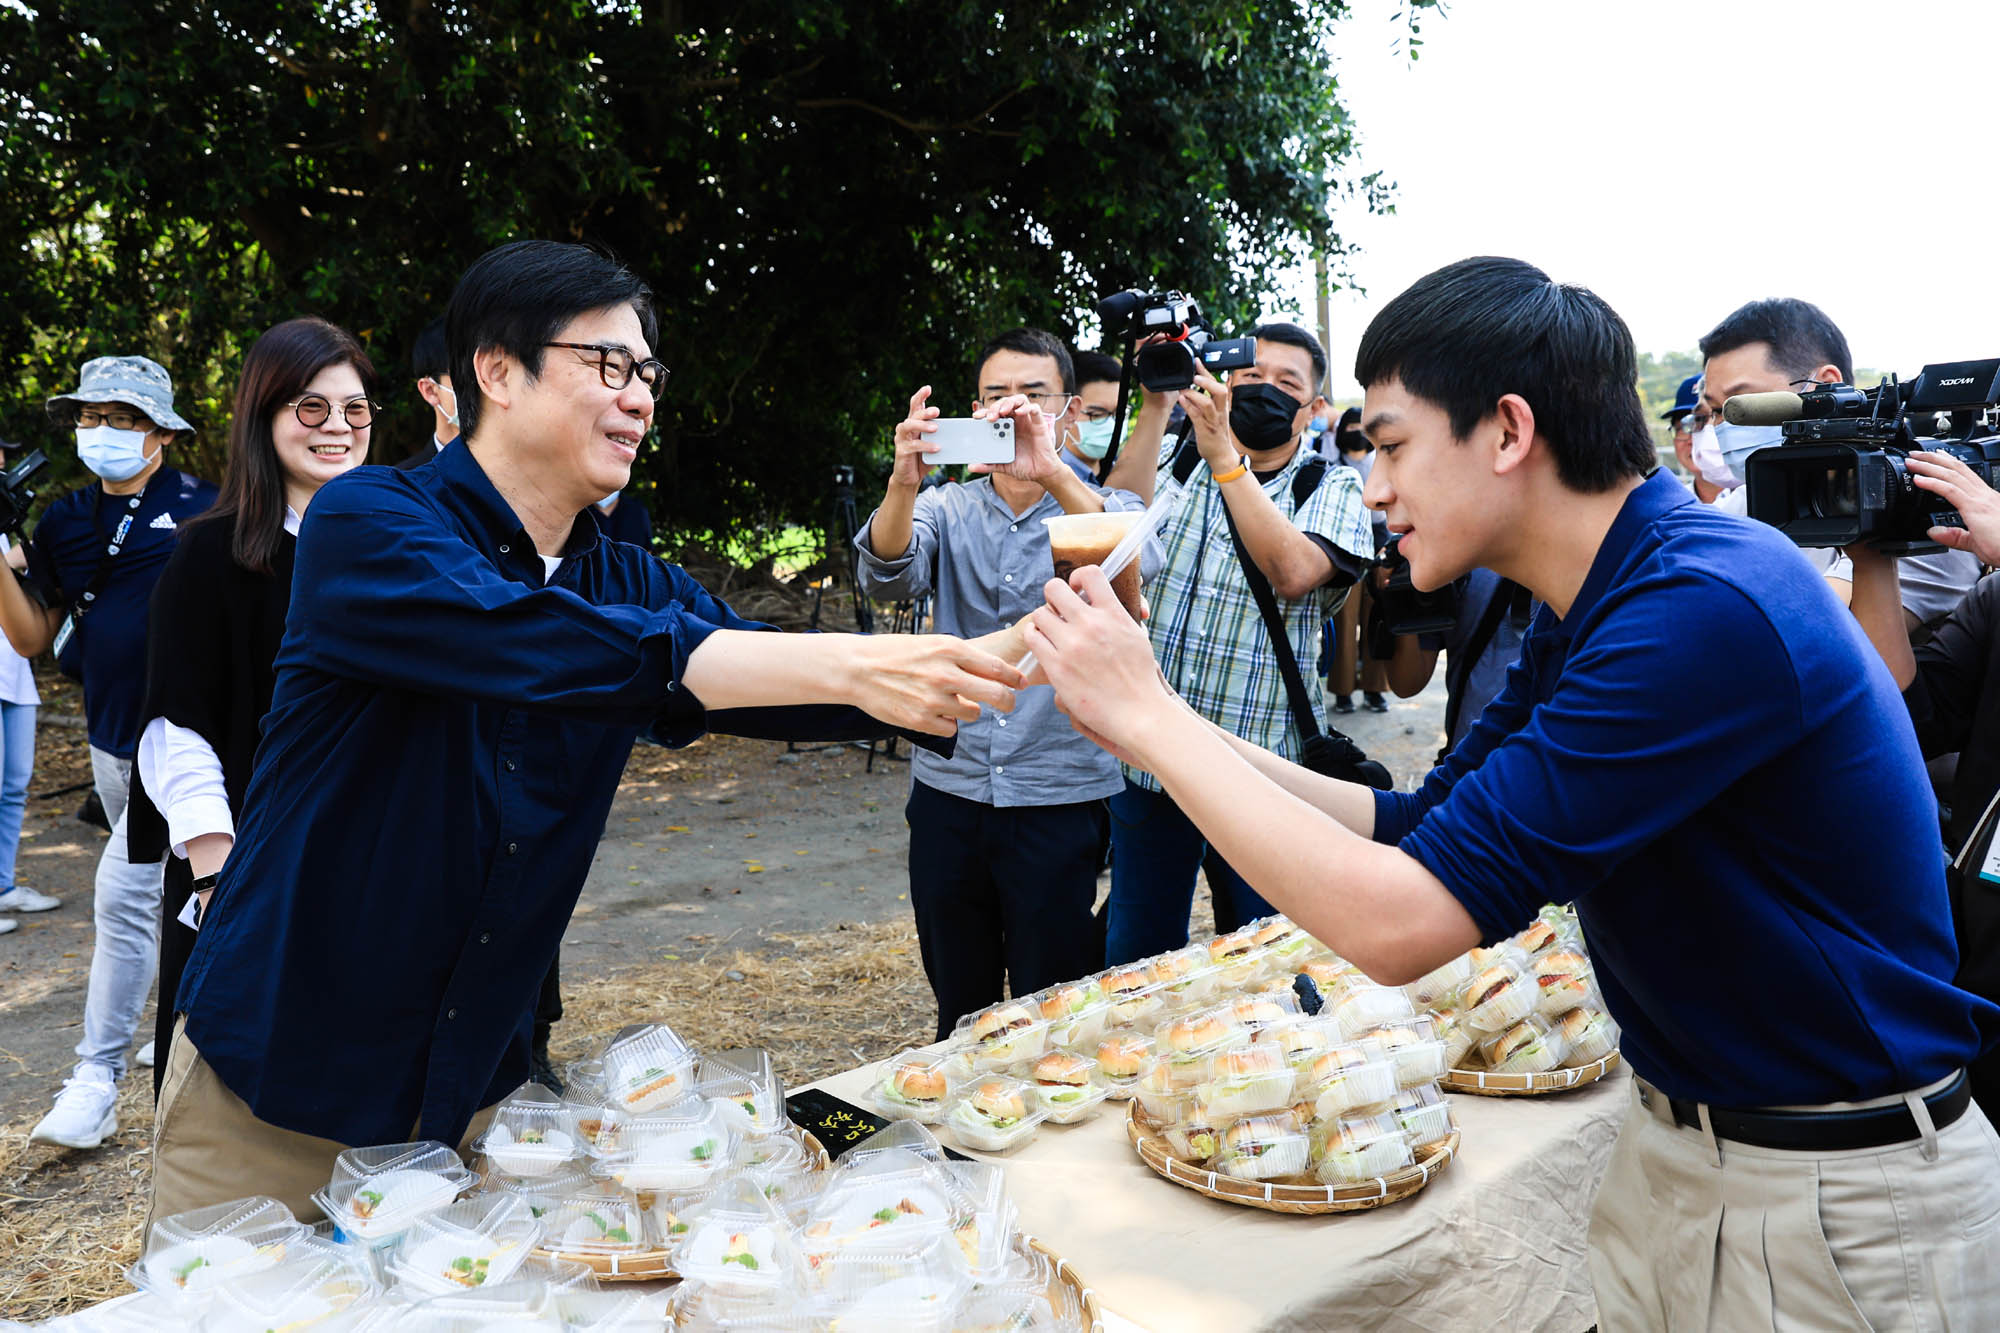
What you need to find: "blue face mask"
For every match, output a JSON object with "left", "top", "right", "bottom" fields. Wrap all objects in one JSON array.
[
  {"left": 75, "top": 425, "right": 158, "bottom": 482},
  {"left": 1072, "top": 417, "right": 1117, "bottom": 460},
  {"left": 594, "top": 491, "right": 620, "bottom": 512},
  {"left": 1712, "top": 421, "right": 1785, "bottom": 482},
  {"left": 1310, "top": 415, "right": 1329, "bottom": 432}
]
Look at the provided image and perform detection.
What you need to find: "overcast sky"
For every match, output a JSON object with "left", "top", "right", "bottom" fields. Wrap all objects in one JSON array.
[{"left": 1281, "top": 0, "right": 2000, "bottom": 396}]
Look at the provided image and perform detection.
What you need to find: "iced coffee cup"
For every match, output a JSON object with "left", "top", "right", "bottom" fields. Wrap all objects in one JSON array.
[{"left": 1043, "top": 511, "right": 1145, "bottom": 620}]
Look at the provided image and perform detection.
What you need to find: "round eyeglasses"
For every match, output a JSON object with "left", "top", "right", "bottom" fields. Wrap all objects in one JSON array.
[
  {"left": 545, "top": 342, "right": 671, "bottom": 399},
  {"left": 287, "top": 395, "right": 375, "bottom": 430}
]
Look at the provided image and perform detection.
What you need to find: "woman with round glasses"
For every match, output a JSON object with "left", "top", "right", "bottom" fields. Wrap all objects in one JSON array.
[{"left": 128, "top": 317, "right": 377, "bottom": 1093}]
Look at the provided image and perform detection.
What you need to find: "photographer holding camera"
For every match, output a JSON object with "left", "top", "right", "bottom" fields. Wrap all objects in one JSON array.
[
  {"left": 855, "top": 328, "right": 1158, "bottom": 1037},
  {"left": 1099, "top": 319, "right": 1376, "bottom": 963}
]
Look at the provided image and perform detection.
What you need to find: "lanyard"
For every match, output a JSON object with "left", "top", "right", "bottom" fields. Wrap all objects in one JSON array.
[{"left": 73, "top": 482, "right": 149, "bottom": 624}]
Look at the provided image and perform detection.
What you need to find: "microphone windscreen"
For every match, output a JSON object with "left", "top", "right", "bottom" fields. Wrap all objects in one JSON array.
[{"left": 1722, "top": 392, "right": 1803, "bottom": 426}]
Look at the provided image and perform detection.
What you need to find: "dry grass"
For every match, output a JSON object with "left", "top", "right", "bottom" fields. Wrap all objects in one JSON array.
[{"left": 0, "top": 920, "right": 930, "bottom": 1323}]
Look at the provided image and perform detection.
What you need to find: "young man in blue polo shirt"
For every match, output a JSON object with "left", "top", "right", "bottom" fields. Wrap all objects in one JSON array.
[{"left": 1026, "top": 256, "right": 2000, "bottom": 1327}]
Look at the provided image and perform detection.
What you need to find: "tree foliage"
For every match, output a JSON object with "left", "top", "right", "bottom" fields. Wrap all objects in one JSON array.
[{"left": 0, "top": 0, "right": 1432, "bottom": 547}]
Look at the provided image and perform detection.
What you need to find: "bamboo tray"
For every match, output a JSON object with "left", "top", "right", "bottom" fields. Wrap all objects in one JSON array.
[
  {"left": 1442, "top": 1050, "right": 1621, "bottom": 1097},
  {"left": 1126, "top": 1102, "right": 1457, "bottom": 1215},
  {"left": 1027, "top": 1233, "right": 1106, "bottom": 1333}
]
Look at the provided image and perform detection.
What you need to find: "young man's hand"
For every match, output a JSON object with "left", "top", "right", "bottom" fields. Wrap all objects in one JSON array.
[
  {"left": 1177, "top": 367, "right": 1239, "bottom": 472},
  {"left": 890, "top": 385, "right": 943, "bottom": 489},
  {"left": 1908, "top": 450, "right": 2000, "bottom": 565},
  {"left": 1025, "top": 567, "right": 1177, "bottom": 762},
  {"left": 969, "top": 394, "right": 1061, "bottom": 485}
]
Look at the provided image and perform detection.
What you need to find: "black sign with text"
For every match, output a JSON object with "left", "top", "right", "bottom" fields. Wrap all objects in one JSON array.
[{"left": 784, "top": 1087, "right": 969, "bottom": 1161}]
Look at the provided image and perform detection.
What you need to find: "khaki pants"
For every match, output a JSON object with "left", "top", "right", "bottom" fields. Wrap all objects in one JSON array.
[
  {"left": 148, "top": 1019, "right": 496, "bottom": 1234},
  {"left": 1589, "top": 1073, "right": 2000, "bottom": 1331}
]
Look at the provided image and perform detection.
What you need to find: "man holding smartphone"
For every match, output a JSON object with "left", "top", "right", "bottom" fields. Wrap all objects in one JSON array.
[{"left": 856, "top": 328, "right": 1159, "bottom": 1037}]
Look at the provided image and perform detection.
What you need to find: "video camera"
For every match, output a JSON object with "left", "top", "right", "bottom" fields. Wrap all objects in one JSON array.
[
  {"left": 1736, "top": 358, "right": 2000, "bottom": 551},
  {"left": 0, "top": 444, "right": 48, "bottom": 536},
  {"left": 1096, "top": 288, "right": 1258, "bottom": 393}
]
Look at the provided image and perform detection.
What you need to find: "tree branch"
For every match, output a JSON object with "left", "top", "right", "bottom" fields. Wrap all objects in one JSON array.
[{"left": 792, "top": 88, "right": 1025, "bottom": 138}]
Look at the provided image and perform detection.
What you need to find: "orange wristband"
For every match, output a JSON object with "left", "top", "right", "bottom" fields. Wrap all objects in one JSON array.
[{"left": 1210, "top": 456, "right": 1250, "bottom": 484}]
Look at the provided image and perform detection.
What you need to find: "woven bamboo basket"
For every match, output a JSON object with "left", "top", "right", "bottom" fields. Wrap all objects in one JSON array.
[
  {"left": 529, "top": 1129, "right": 831, "bottom": 1282},
  {"left": 1442, "top": 1049, "right": 1621, "bottom": 1097},
  {"left": 1027, "top": 1234, "right": 1106, "bottom": 1333},
  {"left": 1125, "top": 1102, "right": 1457, "bottom": 1215}
]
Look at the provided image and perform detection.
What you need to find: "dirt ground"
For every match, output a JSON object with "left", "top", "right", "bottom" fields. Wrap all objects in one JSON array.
[{"left": 0, "top": 666, "right": 1444, "bottom": 1320}]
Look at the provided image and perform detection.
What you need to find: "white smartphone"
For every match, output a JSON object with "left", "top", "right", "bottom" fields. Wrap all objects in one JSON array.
[{"left": 921, "top": 417, "right": 1015, "bottom": 466}]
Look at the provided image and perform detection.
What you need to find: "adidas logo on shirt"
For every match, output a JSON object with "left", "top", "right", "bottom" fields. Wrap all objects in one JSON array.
[{"left": 149, "top": 513, "right": 176, "bottom": 530}]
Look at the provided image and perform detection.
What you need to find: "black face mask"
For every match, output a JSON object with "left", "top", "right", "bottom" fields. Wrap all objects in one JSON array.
[{"left": 1229, "top": 383, "right": 1305, "bottom": 452}]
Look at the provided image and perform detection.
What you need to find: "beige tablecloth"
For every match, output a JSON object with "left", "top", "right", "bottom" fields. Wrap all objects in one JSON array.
[{"left": 813, "top": 1060, "right": 1630, "bottom": 1333}]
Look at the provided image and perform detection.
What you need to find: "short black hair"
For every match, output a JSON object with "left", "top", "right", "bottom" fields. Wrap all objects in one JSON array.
[
  {"left": 411, "top": 317, "right": 448, "bottom": 383},
  {"left": 445, "top": 240, "right": 657, "bottom": 439},
  {"left": 1337, "top": 405, "right": 1361, "bottom": 430},
  {"left": 1248, "top": 322, "right": 1327, "bottom": 392},
  {"left": 1354, "top": 256, "right": 1655, "bottom": 493},
  {"left": 973, "top": 328, "right": 1074, "bottom": 396},
  {"left": 1072, "top": 350, "right": 1122, "bottom": 389},
  {"left": 1698, "top": 298, "right": 1853, "bottom": 383}
]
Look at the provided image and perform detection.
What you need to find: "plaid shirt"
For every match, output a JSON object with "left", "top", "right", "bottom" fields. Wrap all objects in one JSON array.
[{"left": 1128, "top": 444, "right": 1376, "bottom": 792}]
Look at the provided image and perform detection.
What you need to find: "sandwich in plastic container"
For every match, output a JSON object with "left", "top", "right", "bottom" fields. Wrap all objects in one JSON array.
[
  {"left": 385, "top": 1276, "right": 561, "bottom": 1329},
  {"left": 129, "top": 1195, "right": 307, "bottom": 1308},
  {"left": 313, "top": 1141, "right": 471, "bottom": 1243},
  {"left": 943, "top": 1076, "right": 1046, "bottom": 1154},
  {"left": 674, "top": 1179, "right": 809, "bottom": 1299},
  {"left": 952, "top": 1000, "right": 1051, "bottom": 1072},
  {"left": 1389, "top": 1085, "right": 1456, "bottom": 1151},
  {"left": 1369, "top": 1016, "right": 1449, "bottom": 1088},
  {"left": 475, "top": 1084, "right": 583, "bottom": 1179},
  {"left": 942, "top": 1160, "right": 1020, "bottom": 1282},
  {"left": 697, "top": 1047, "right": 787, "bottom": 1138},
  {"left": 868, "top": 1048, "right": 958, "bottom": 1125},
  {"left": 1557, "top": 1007, "right": 1620, "bottom": 1067},
  {"left": 1301, "top": 1042, "right": 1398, "bottom": 1119},
  {"left": 1144, "top": 944, "right": 1220, "bottom": 1006},
  {"left": 1330, "top": 983, "right": 1417, "bottom": 1038},
  {"left": 1477, "top": 1014, "right": 1570, "bottom": 1075},
  {"left": 535, "top": 1187, "right": 653, "bottom": 1261},
  {"left": 388, "top": 1192, "right": 542, "bottom": 1296},
  {"left": 1457, "top": 960, "right": 1537, "bottom": 1033},
  {"left": 594, "top": 1101, "right": 737, "bottom": 1192},
  {"left": 1095, "top": 966, "right": 1170, "bottom": 1030},
  {"left": 1196, "top": 1044, "right": 1297, "bottom": 1120},
  {"left": 1213, "top": 1114, "right": 1311, "bottom": 1181},
  {"left": 196, "top": 1235, "right": 379, "bottom": 1333},
  {"left": 1314, "top": 1112, "right": 1416, "bottom": 1184},
  {"left": 600, "top": 1022, "right": 699, "bottom": 1115},
  {"left": 1088, "top": 1032, "right": 1155, "bottom": 1100},
  {"left": 1029, "top": 979, "right": 1109, "bottom": 1050},
  {"left": 1401, "top": 952, "right": 1474, "bottom": 1009},
  {"left": 1026, "top": 1050, "right": 1111, "bottom": 1124},
  {"left": 1530, "top": 948, "right": 1599, "bottom": 1017}
]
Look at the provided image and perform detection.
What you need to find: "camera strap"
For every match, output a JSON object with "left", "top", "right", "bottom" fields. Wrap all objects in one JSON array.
[
  {"left": 1440, "top": 578, "right": 1530, "bottom": 747},
  {"left": 51, "top": 482, "right": 148, "bottom": 661}
]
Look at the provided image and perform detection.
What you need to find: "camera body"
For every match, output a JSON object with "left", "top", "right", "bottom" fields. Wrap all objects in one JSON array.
[
  {"left": 1739, "top": 359, "right": 2000, "bottom": 551},
  {"left": 0, "top": 446, "right": 48, "bottom": 537},
  {"left": 1097, "top": 288, "right": 1258, "bottom": 393},
  {"left": 1373, "top": 535, "right": 1465, "bottom": 636}
]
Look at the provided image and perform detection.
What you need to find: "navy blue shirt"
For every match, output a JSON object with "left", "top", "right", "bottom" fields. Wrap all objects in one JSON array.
[
  {"left": 178, "top": 445, "right": 938, "bottom": 1146},
  {"left": 27, "top": 468, "right": 217, "bottom": 757},
  {"left": 589, "top": 492, "right": 653, "bottom": 548},
  {"left": 1373, "top": 470, "right": 1993, "bottom": 1106}
]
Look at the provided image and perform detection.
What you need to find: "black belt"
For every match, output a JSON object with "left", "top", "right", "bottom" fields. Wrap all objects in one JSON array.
[{"left": 1657, "top": 1071, "right": 1971, "bottom": 1152}]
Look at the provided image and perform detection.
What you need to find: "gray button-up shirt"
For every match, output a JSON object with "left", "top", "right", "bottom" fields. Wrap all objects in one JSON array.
[{"left": 854, "top": 477, "right": 1161, "bottom": 807}]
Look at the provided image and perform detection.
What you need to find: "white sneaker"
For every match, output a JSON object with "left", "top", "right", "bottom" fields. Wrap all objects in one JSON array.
[
  {"left": 136, "top": 1040, "right": 156, "bottom": 1068},
  {"left": 0, "top": 916, "right": 15, "bottom": 935},
  {"left": 0, "top": 884, "right": 60, "bottom": 912},
  {"left": 30, "top": 1065, "right": 118, "bottom": 1149}
]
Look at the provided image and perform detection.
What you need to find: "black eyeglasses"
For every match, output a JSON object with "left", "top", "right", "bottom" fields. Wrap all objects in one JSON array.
[
  {"left": 73, "top": 407, "right": 153, "bottom": 431},
  {"left": 286, "top": 395, "right": 375, "bottom": 429},
  {"left": 545, "top": 343, "right": 671, "bottom": 399}
]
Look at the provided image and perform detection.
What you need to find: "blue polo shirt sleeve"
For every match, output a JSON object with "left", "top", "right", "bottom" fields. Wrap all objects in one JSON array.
[
  {"left": 289, "top": 473, "right": 723, "bottom": 723},
  {"left": 1394, "top": 570, "right": 1806, "bottom": 942}
]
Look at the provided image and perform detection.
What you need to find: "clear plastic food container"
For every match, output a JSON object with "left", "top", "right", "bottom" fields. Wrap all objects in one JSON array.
[
  {"left": 1089, "top": 1033, "right": 1155, "bottom": 1099},
  {"left": 1556, "top": 1007, "right": 1620, "bottom": 1067},
  {"left": 536, "top": 1189, "right": 652, "bottom": 1259},
  {"left": 1246, "top": 916, "right": 1316, "bottom": 962},
  {"left": 673, "top": 1179, "right": 805, "bottom": 1297},
  {"left": 867, "top": 1048, "right": 959, "bottom": 1124},
  {"left": 313, "top": 1141, "right": 471, "bottom": 1242},
  {"left": 129, "top": 1195, "right": 307, "bottom": 1305},
  {"left": 954, "top": 1286, "right": 1083, "bottom": 1333},
  {"left": 943, "top": 1076, "right": 1046, "bottom": 1153},
  {"left": 698, "top": 1047, "right": 788, "bottom": 1138},
  {"left": 1145, "top": 944, "right": 1221, "bottom": 1006},
  {"left": 486, "top": 1162, "right": 596, "bottom": 1226},
  {"left": 600, "top": 1023, "right": 699, "bottom": 1115},
  {"left": 1330, "top": 984, "right": 1417, "bottom": 1038},
  {"left": 389, "top": 1277, "right": 560, "bottom": 1328},
  {"left": 1313, "top": 1111, "right": 1416, "bottom": 1184},
  {"left": 952, "top": 1000, "right": 1051, "bottom": 1072},
  {"left": 1371, "top": 1017, "right": 1449, "bottom": 1088},
  {"left": 595, "top": 1101, "right": 737, "bottom": 1192},
  {"left": 1096, "top": 966, "right": 1169, "bottom": 1030},
  {"left": 1476, "top": 1014, "right": 1570, "bottom": 1075},
  {"left": 942, "top": 1160, "right": 1020, "bottom": 1282},
  {"left": 799, "top": 1162, "right": 957, "bottom": 1257},
  {"left": 1026, "top": 1051, "right": 1110, "bottom": 1124},
  {"left": 196, "top": 1235, "right": 378, "bottom": 1332},
  {"left": 1154, "top": 1005, "right": 1248, "bottom": 1068},
  {"left": 389, "top": 1192, "right": 542, "bottom": 1295},
  {"left": 1196, "top": 1044, "right": 1297, "bottom": 1120},
  {"left": 475, "top": 1085, "right": 583, "bottom": 1179},
  {"left": 1401, "top": 952, "right": 1474, "bottom": 1009},
  {"left": 815, "top": 1232, "right": 973, "bottom": 1333},
  {"left": 1434, "top": 1009, "right": 1477, "bottom": 1069},
  {"left": 842, "top": 1121, "right": 951, "bottom": 1168},
  {"left": 1213, "top": 1113, "right": 1312, "bottom": 1181},
  {"left": 1531, "top": 949, "right": 1599, "bottom": 1017},
  {"left": 1458, "top": 961, "right": 1536, "bottom": 1033},
  {"left": 1250, "top": 1015, "right": 1336, "bottom": 1072},
  {"left": 1301, "top": 1043, "right": 1399, "bottom": 1119},
  {"left": 1031, "top": 979, "right": 1109, "bottom": 1050},
  {"left": 555, "top": 1287, "right": 676, "bottom": 1332},
  {"left": 1149, "top": 1095, "right": 1222, "bottom": 1163},
  {"left": 1227, "top": 992, "right": 1301, "bottom": 1033},
  {"left": 1132, "top": 1054, "right": 1210, "bottom": 1123},
  {"left": 1390, "top": 1085, "right": 1456, "bottom": 1151}
]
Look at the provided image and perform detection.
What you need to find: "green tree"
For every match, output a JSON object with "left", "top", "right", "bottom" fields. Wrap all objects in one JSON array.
[{"left": 0, "top": 0, "right": 1433, "bottom": 550}]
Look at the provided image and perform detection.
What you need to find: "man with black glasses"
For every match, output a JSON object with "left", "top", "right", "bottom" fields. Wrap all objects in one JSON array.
[
  {"left": 148, "top": 241, "right": 1022, "bottom": 1222},
  {"left": 0, "top": 357, "right": 216, "bottom": 1150}
]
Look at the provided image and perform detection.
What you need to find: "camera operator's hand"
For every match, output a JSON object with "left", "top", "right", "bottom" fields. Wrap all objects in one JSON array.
[
  {"left": 890, "top": 385, "right": 943, "bottom": 489},
  {"left": 1178, "top": 367, "right": 1239, "bottom": 472},
  {"left": 969, "top": 394, "right": 1060, "bottom": 485},
  {"left": 1908, "top": 451, "right": 2000, "bottom": 566}
]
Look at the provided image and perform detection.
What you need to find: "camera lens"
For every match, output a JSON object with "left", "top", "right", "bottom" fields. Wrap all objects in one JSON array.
[{"left": 1804, "top": 466, "right": 1859, "bottom": 520}]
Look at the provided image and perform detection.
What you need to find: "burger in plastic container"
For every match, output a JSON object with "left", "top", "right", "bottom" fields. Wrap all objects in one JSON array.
[
  {"left": 1092, "top": 1033, "right": 1155, "bottom": 1100},
  {"left": 1196, "top": 1044, "right": 1297, "bottom": 1120},
  {"left": 1302, "top": 1043, "right": 1398, "bottom": 1120},
  {"left": 1371, "top": 1017, "right": 1449, "bottom": 1088},
  {"left": 1206, "top": 930, "right": 1271, "bottom": 990},
  {"left": 1099, "top": 966, "right": 1167, "bottom": 1030},
  {"left": 1031, "top": 980, "right": 1108, "bottom": 1050},
  {"left": 1214, "top": 1113, "right": 1312, "bottom": 1181},
  {"left": 1531, "top": 949, "right": 1598, "bottom": 1017},
  {"left": 944, "top": 1077, "right": 1046, "bottom": 1154},
  {"left": 1477, "top": 1015, "right": 1569, "bottom": 1076},
  {"left": 1146, "top": 944, "right": 1220, "bottom": 1007},
  {"left": 953, "top": 1000, "right": 1050, "bottom": 1072},
  {"left": 1248, "top": 916, "right": 1315, "bottom": 964},
  {"left": 1402, "top": 952, "right": 1473, "bottom": 1009},
  {"left": 1389, "top": 1085, "right": 1456, "bottom": 1151},
  {"left": 1331, "top": 984, "right": 1417, "bottom": 1039},
  {"left": 1458, "top": 960, "right": 1536, "bottom": 1033},
  {"left": 1314, "top": 1112, "right": 1416, "bottom": 1184},
  {"left": 1433, "top": 1008, "right": 1477, "bottom": 1069},
  {"left": 869, "top": 1049, "right": 956, "bottom": 1124},
  {"left": 1027, "top": 1051, "right": 1110, "bottom": 1124},
  {"left": 1557, "top": 1007, "right": 1620, "bottom": 1067}
]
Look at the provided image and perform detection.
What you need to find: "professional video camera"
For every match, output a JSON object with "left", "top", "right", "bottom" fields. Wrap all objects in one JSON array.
[
  {"left": 0, "top": 444, "right": 48, "bottom": 536},
  {"left": 1096, "top": 288, "right": 1258, "bottom": 393},
  {"left": 1735, "top": 358, "right": 2000, "bottom": 551},
  {"left": 1372, "top": 535, "right": 1465, "bottom": 636}
]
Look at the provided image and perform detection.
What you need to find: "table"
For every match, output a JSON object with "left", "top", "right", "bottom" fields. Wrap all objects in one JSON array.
[{"left": 812, "top": 1060, "right": 1631, "bottom": 1333}]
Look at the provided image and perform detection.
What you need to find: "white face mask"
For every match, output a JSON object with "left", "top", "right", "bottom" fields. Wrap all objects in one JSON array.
[
  {"left": 1712, "top": 421, "right": 1785, "bottom": 485},
  {"left": 594, "top": 491, "right": 620, "bottom": 512},
  {"left": 1688, "top": 424, "right": 1739, "bottom": 489},
  {"left": 426, "top": 379, "right": 458, "bottom": 431},
  {"left": 75, "top": 425, "right": 159, "bottom": 482}
]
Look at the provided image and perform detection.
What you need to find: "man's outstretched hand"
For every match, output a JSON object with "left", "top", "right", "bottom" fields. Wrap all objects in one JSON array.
[{"left": 843, "top": 634, "right": 1022, "bottom": 737}]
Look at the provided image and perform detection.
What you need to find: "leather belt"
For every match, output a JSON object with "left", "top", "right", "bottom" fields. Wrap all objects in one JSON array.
[{"left": 1661, "top": 1071, "right": 1971, "bottom": 1152}]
